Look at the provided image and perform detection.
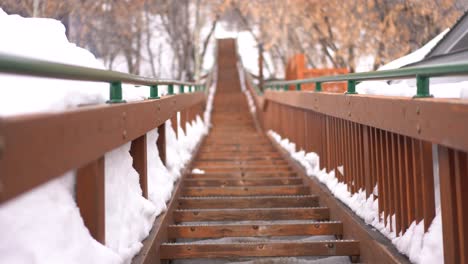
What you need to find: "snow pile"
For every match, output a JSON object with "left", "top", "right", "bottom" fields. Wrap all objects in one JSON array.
[
  {"left": 357, "top": 28, "right": 468, "bottom": 99},
  {"left": 203, "top": 67, "right": 218, "bottom": 126},
  {"left": 237, "top": 60, "right": 256, "bottom": 114},
  {"left": 0, "top": 173, "right": 122, "bottom": 264},
  {"left": 146, "top": 129, "right": 172, "bottom": 213},
  {"left": 104, "top": 144, "right": 157, "bottom": 261},
  {"left": 0, "top": 10, "right": 212, "bottom": 264},
  {"left": 0, "top": 9, "right": 149, "bottom": 117},
  {"left": 191, "top": 168, "right": 205, "bottom": 174},
  {"left": 268, "top": 130, "right": 443, "bottom": 264}
]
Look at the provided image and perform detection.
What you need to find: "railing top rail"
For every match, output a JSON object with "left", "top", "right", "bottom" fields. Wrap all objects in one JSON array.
[
  {"left": 265, "top": 62, "right": 468, "bottom": 86},
  {"left": 0, "top": 52, "right": 202, "bottom": 87}
]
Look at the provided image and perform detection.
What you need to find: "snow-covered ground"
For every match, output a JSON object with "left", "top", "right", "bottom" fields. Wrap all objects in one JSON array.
[
  {"left": 268, "top": 130, "right": 443, "bottom": 264},
  {"left": 0, "top": 10, "right": 212, "bottom": 264}
]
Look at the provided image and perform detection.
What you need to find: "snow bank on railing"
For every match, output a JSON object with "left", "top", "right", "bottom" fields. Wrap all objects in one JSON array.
[
  {"left": 268, "top": 130, "right": 443, "bottom": 264},
  {"left": 0, "top": 10, "right": 213, "bottom": 264},
  {"left": 0, "top": 9, "right": 149, "bottom": 117},
  {"left": 237, "top": 61, "right": 256, "bottom": 114}
]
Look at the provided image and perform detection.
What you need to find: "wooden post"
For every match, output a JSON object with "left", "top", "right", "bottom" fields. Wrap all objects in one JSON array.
[
  {"left": 157, "top": 123, "right": 167, "bottom": 166},
  {"left": 130, "top": 134, "right": 148, "bottom": 199},
  {"left": 438, "top": 146, "right": 468, "bottom": 264},
  {"left": 171, "top": 114, "right": 178, "bottom": 139},
  {"left": 420, "top": 140, "right": 435, "bottom": 231},
  {"left": 76, "top": 156, "right": 105, "bottom": 244}
]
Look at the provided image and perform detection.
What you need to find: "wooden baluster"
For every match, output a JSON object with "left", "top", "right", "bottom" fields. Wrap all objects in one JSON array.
[
  {"left": 397, "top": 135, "right": 408, "bottom": 234},
  {"left": 391, "top": 133, "right": 401, "bottom": 234},
  {"left": 438, "top": 147, "right": 468, "bottom": 264},
  {"left": 76, "top": 156, "right": 105, "bottom": 244},
  {"left": 404, "top": 136, "right": 415, "bottom": 228},
  {"left": 158, "top": 123, "right": 167, "bottom": 166},
  {"left": 420, "top": 141, "right": 435, "bottom": 231},
  {"left": 412, "top": 139, "right": 423, "bottom": 224},
  {"left": 130, "top": 134, "right": 148, "bottom": 199},
  {"left": 363, "top": 126, "right": 372, "bottom": 197},
  {"left": 171, "top": 114, "right": 178, "bottom": 139}
]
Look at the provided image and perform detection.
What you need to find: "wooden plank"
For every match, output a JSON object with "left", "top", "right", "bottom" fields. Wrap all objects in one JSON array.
[
  {"left": 160, "top": 241, "right": 360, "bottom": 259},
  {"left": 76, "top": 156, "right": 105, "bottom": 244},
  {"left": 264, "top": 91, "right": 468, "bottom": 152},
  {"left": 397, "top": 135, "right": 408, "bottom": 233},
  {"left": 403, "top": 137, "right": 415, "bottom": 225},
  {"left": 454, "top": 151, "right": 468, "bottom": 264},
  {"left": 0, "top": 92, "right": 205, "bottom": 203},
  {"left": 157, "top": 123, "right": 166, "bottom": 166},
  {"left": 391, "top": 133, "right": 401, "bottom": 234},
  {"left": 438, "top": 146, "right": 459, "bottom": 264},
  {"left": 420, "top": 140, "right": 435, "bottom": 231},
  {"left": 412, "top": 139, "right": 423, "bottom": 224},
  {"left": 183, "top": 177, "right": 303, "bottom": 187},
  {"left": 168, "top": 222, "right": 343, "bottom": 239},
  {"left": 177, "top": 195, "right": 319, "bottom": 209},
  {"left": 173, "top": 207, "right": 329, "bottom": 222},
  {"left": 182, "top": 185, "right": 310, "bottom": 196},
  {"left": 130, "top": 134, "right": 148, "bottom": 199},
  {"left": 186, "top": 172, "right": 298, "bottom": 179}
]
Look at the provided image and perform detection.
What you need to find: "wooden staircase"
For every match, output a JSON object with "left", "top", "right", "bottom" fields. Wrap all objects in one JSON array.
[{"left": 158, "top": 39, "right": 360, "bottom": 262}]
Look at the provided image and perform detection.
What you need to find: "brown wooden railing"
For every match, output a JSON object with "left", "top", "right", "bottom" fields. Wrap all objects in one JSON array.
[
  {"left": 250, "top": 90, "right": 468, "bottom": 264},
  {"left": 0, "top": 53, "right": 211, "bottom": 245},
  {"left": 0, "top": 93, "right": 207, "bottom": 243}
]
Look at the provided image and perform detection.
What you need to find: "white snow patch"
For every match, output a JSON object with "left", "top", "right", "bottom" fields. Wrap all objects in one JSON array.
[
  {"left": 237, "top": 60, "right": 257, "bottom": 114},
  {"left": 0, "top": 173, "right": 122, "bottom": 264},
  {"left": 192, "top": 168, "right": 205, "bottom": 174}
]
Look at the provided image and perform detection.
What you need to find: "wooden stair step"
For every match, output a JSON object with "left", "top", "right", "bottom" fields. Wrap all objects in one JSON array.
[
  {"left": 182, "top": 185, "right": 310, "bottom": 196},
  {"left": 186, "top": 172, "right": 297, "bottom": 179},
  {"left": 177, "top": 195, "right": 319, "bottom": 209},
  {"left": 160, "top": 240, "right": 360, "bottom": 259},
  {"left": 168, "top": 221, "right": 343, "bottom": 239},
  {"left": 193, "top": 161, "right": 289, "bottom": 166},
  {"left": 196, "top": 157, "right": 283, "bottom": 161},
  {"left": 197, "top": 153, "right": 282, "bottom": 159},
  {"left": 173, "top": 207, "right": 329, "bottom": 222},
  {"left": 195, "top": 165, "right": 292, "bottom": 170},
  {"left": 183, "top": 177, "right": 303, "bottom": 187}
]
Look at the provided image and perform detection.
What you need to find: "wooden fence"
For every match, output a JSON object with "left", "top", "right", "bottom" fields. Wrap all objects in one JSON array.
[
  {"left": 0, "top": 92, "right": 207, "bottom": 244},
  {"left": 258, "top": 91, "right": 468, "bottom": 264}
]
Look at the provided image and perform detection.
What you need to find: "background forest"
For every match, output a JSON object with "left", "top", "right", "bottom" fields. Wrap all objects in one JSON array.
[{"left": 1, "top": 0, "right": 467, "bottom": 80}]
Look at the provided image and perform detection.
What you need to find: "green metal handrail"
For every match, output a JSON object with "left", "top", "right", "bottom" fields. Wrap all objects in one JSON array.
[
  {"left": 0, "top": 52, "right": 206, "bottom": 103},
  {"left": 264, "top": 63, "right": 468, "bottom": 98}
]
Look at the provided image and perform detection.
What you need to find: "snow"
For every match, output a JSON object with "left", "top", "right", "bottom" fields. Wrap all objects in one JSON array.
[
  {"left": 191, "top": 168, "right": 205, "bottom": 174},
  {"left": 237, "top": 59, "right": 256, "bottom": 114},
  {"left": 0, "top": 10, "right": 213, "bottom": 264},
  {"left": 105, "top": 143, "right": 157, "bottom": 261},
  {"left": 0, "top": 173, "right": 122, "bottom": 264},
  {"left": 268, "top": 130, "right": 444, "bottom": 264}
]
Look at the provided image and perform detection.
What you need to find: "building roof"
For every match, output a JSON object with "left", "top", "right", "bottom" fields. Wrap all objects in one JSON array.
[{"left": 407, "top": 11, "right": 468, "bottom": 67}]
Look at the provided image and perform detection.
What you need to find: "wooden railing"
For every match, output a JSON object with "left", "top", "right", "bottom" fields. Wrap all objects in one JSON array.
[
  {"left": 256, "top": 90, "right": 468, "bottom": 264},
  {"left": 0, "top": 53, "right": 209, "bottom": 245}
]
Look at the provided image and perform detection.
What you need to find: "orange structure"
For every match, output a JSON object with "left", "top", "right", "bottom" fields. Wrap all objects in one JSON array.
[{"left": 285, "top": 54, "right": 348, "bottom": 92}]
